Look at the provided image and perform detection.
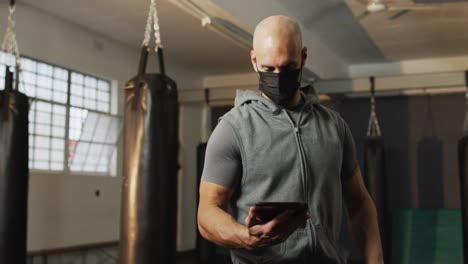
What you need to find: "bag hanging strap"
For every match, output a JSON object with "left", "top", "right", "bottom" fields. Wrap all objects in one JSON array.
[
  {"left": 367, "top": 76, "right": 382, "bottom": 137},
  {"left": 140, "top": 0, "right": 166, "bottom": 78},
  {"left": 2, "top": 0, "right": 20, "bottom": 91},
  {"left": 463, "top": 71, "right": 468, "bottom": 135}
]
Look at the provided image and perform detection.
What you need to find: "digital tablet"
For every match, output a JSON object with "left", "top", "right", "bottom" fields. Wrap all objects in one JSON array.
[{"left": 253, "top": 202, "right": 308, "bottom": 223}]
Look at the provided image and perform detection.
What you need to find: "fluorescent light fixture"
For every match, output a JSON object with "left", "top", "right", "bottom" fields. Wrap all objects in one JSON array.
[
  {"left": 401, "top": 86, "right": 466, "bottom": 95},
  {"left": 168, "top": 0, "right": 252, "bottom": 50}
]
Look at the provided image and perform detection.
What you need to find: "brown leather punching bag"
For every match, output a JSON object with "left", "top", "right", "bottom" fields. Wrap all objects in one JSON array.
[
  {"left": 118, "top": 44, "right": 179, "bottom": 264},
  {"left": 363, "top": 77, "right": 391, "bottom": 264}
]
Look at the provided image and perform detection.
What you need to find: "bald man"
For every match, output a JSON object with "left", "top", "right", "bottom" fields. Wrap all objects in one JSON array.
[{"left": 197, "top": 16, "right": 383, "bottom": 264}]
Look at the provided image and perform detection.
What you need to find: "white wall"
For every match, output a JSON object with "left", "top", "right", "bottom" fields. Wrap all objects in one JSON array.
[
  {"left": 0, "top": 2, "right": 203, "bottom": 252},
  {"left": 348, "top": 55, "right": 468, "bottom": 78}
]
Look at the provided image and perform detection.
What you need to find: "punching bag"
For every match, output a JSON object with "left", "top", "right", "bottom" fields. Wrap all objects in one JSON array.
[
  {"left": 417, "top": 96, "right": 443, "bottom": 209},
  {"left": 196, "top": 89, "right": 217, "bottom": 264},
  {"left": 119, "top": 2, "right": 178, "bottom": 262},
  {"left": 459, "top": 71, "right": 468, "bottom": 264},
  {"left": 0, "top": 67, "right": 29, "bottom": 264},
  {"left": 363, "top": 77, "right": 391, "bottom": 264}
]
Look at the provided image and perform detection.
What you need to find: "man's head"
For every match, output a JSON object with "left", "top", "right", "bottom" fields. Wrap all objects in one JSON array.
[
  {"left": 251, "top": 15, "right": 307, "bottom": 74},
  {"left": 251, "top": 15, "right": 307, "bottom": 107}
]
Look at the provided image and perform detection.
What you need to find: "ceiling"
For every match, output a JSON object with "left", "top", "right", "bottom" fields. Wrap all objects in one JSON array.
[
  {"left": 17, "top": 0, "right": 253, "bottom": 76},
  {"left": 346, "top": 0, "right": 468, "bottom": 60},
  {"left": 16, "top": 0, "right": 468, "bottom": 79}
]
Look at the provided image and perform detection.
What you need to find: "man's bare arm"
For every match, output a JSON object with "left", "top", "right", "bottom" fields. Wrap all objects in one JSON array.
[
  {"left": 198, "top": 181, "right": 309, "bottom": 249},
  {"left": 342, "top": 168, "right": 384, "bottom": 264},
  {"left": 197, "top": 181, "right": 248, "bottom": 248}
]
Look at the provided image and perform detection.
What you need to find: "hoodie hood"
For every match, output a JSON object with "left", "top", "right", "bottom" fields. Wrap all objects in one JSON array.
[{"left": 234, "top": 85, "right": 320, "bottom": 115}]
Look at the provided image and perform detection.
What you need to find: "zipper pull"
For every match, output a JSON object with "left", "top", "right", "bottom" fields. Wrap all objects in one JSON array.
[{"left": 295, "top": 127, "right": 301, "bottom": 134}]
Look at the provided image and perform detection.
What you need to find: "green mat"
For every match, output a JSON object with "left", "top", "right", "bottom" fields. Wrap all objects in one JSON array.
[{"left": 392, "top": 209, "right": 464, "bottom": 264}]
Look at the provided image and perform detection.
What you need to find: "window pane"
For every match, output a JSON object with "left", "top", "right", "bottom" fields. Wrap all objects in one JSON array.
[
  {"left": 51, "top": 138, "right": 64, "bottom": 150},
  {"left": 36, "top": 124, "right": 51, "bottom": 136},
  {"left": 51, "top": 150, "right": 63, "bottom": 162},
  {"left": 53, "top": 114, "right": 65, "bottom": 127},
  {"left": 38, "top": 63, "right": 53, "bottom": 76},
  {"left": 53, "top": 104, "right": 66, "bottom": 115},
  {"left": 85, "top": 76, "right": 97, "bottom": 88},
  {"left": 34, "top": 148, "right": 49, "bottom": 160},
  {"left": 52, "top": 138, "right": 65, "bottom": 151},
  {"left": 35, "top": 136, "right": 50, "bottom": 148},
  {"left": 69, "top": 111, "right": 121, "bottom": 174},
  {"left": 0, "top": 53, "right": 15, "bottom": 66},
  {"left": 71, "top": 84, "right": 83, "bottom": 96},
  {"left": 23, "top": 71, "right": 36, "bottom": 84},
  {"left": 36, "top": 112, "right": 51, "bottom": 125},
  {"left": 85, "top": 87, "right": 96, "bottom": 99},
  {"left": 54, "top": 67, "right": 67, "bottom": 80},
  {"left": 52, "top": 126, "right": 65, "bottom": 138},
  {"left": 70, "top": 96, "right": 83, "bottom": 107},
  {"left": 97, "top": 102, "right": 107, "bottom": 112},
  {"left": 54, "top": 80, "right": 68, "bottom": 93},
  {"left": 0, "top": 52, "right": 115, "bottom": 174},
  {"left": 37, "top": 75, "right": 52, "bottom": 88},
  {"left": 24, "top": 84, "right": 36, "bottom": 97},
  {"left": 37, "top": 87, "right": 52, "bottom": 100},
  {"left": 71, "top": 72, "right": 83, "bottom": 84},
  {"left": 84, "top": 99, "right": 96, "bottom": 110},
  {"left": 51, "top": 162, "right": 64, "bottom": 170},
  {"left": 53, "top": 91, "right": 67, "bottom": 103},
  {"left": 22, "top": 58, "right": 37, "bottom": 72},
  {"left": 36, "top": 101, "right": 52, "bottom": 112},
  {"left": 34, "top": 161, "right": 49, "bottom": 170}
]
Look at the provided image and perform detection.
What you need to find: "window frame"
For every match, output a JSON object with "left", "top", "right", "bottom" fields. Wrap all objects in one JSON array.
[{"left": 0, "top": 52, "right": 120, "bottom": 176}]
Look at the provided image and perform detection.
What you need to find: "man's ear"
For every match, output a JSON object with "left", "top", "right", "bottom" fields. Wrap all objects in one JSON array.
[
  {"left": 301, "top": 47, "right": 308, "bottom": 67},
  {"left": 250, "top": 50, "right": 258, "bottom": 72}
]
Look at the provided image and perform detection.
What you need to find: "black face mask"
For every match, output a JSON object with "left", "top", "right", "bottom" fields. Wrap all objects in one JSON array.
[{"left": 257, "top": 67, "right": 302, "bottom": 106}]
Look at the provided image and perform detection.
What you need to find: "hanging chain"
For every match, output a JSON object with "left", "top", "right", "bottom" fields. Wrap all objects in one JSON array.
[
  {"left": 367, "top": 77, "right": 382, "bottom": 137},
  {"left": 2, "top": 5, "right": 21, "bottom": 68},
  {"left": 142, "top": 0, "right": 162, "bottom": 51}
]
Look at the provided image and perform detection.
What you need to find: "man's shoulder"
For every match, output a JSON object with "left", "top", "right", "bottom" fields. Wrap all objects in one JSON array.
[
  {"left": 220, "top": 102, "right": 258, "bottom": 123},
  {"left": 311, "top": 103, "right": 347, "bottom": 134},
  {"left": 312, "top": 103, "right": 342, "bottom": 120}
]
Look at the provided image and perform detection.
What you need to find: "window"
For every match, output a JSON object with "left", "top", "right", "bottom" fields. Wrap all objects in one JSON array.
[{"left": 0, "top": 52, "right": 120, "bottom": 176}]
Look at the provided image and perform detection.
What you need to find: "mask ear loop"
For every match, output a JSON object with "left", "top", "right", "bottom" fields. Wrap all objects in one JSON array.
[
  {"left": 253, "top": 57, "right": 261, "bottom": 77},
  {"left": 298, "top": 50, "right": 305, "bottom": 85}
]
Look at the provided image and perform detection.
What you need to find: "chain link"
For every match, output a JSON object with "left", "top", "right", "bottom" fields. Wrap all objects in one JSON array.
[
  {"left": 367, "top": 80, "right": 382, "bottom": 137},
  {"left": 142, "top": 0, "right": 162, "bottom": 51},
  {"left": 2, "top": 5, "right": 21, "bottom": 68}
]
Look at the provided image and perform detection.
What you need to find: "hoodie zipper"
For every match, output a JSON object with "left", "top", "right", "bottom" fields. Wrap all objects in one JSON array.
[
  {"left": 284, "top": 108, "right": 318, "bottom": 252},
  {"left": 283, "top": 109, "right": 308, "bottom": 204}
]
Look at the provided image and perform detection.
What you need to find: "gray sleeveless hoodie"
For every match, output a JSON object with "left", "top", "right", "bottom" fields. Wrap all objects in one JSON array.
[{"left": 221, "top": 89, "right": 348, "bottom": 264}]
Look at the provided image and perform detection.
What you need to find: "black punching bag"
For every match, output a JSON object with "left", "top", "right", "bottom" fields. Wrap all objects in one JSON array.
[
  {"left": 363, "top": 77, "right": 391, "bottom": 264},
  {"left": 459, "top": 71, "right": 468, "bottom": 264},
  {"left": 119, "top": 45, "right": 179, "bottom": 264},
  {"left": 0, "top": 67, "right": 29, "bottom": 264}
]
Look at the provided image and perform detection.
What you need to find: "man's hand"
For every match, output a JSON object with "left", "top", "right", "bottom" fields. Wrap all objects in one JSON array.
[{"left": 242, "top": 206, "right": 309, "bottom": 250}]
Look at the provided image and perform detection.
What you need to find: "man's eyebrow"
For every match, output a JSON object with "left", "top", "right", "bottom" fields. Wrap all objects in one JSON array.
[
  {"left": 259, "top": 61, "right": 297, "bottom": 68},
  {"left": 281, "top": 61, "right": 297, "bottom": 67}
]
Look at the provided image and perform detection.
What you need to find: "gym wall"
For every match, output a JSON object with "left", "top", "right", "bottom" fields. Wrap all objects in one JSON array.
[{"left": 340, "top": 93, "right": 464, "bottom": 210}]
